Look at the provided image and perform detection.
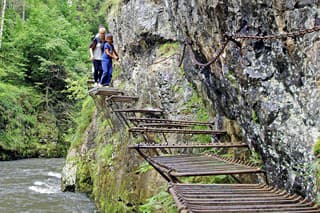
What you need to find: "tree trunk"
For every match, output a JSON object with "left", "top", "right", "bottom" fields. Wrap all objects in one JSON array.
[
  {"left": 0, "top": 0, "right": 6, "bottom": 49},
  {"left": 22, "top": 0, "right": 25, "bottom": 22}
]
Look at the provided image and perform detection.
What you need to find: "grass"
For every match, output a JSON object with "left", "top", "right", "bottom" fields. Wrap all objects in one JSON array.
[
  {"left": 139, "top": 187, "right": 177, "bottom": 213},
  {"left": 314, "top": 137, "right": 320, "bottom": 157},
  {"left": 251, "top": 110, "right": 259, "bottom": 123},
  {"left": 135, "top": 161, "right": 153, "bottom": 174},
  {"left": 157, "top": 42, "right": 180, "bottom": 57},
  {"left": 313, "top": 137, "right": 320, "bottom": 195},
  {"left": 70, "top": 96, "right": 95, "bottom": 148}
]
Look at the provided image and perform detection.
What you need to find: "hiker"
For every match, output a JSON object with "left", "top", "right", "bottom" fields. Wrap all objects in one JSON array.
[
  {"left": 99, "top": 33, "right": 119, "bottom": 87},
  {"left": 95, "top": 24, "right": 105, "bottom": 38},
  {"left": 89, "top": 27, "right": 105, "bottom": 86}
]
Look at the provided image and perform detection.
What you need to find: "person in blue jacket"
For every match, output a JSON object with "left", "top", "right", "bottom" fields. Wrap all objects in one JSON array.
[{"left": 100, "top": 33, "right": 119, "bottom": 87}]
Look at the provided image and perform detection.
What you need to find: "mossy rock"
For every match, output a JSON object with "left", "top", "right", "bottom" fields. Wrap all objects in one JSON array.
[
  {"left": 76, "top": 161, "right": 93, "bottom": 194},
  {"left": 314, "top": 138, "right": 320, "bottom": 157}
]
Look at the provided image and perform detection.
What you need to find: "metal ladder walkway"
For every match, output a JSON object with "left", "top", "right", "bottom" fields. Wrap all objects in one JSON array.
[{"left": 89, "top": 86, "right": 320, "bottom": 212}]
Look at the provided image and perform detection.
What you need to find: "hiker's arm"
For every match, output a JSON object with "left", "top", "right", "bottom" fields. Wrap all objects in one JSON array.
[
  {"left": 89, "top": 39, "right": 97, "bottom": 61},
  {"left": 106, "top": 48, "right": 115, "bottom": 58},
  {"left": 89, "top": 48, "right": 94, "bottom": 61},
  {"left": 113, "top": 48, "right": 119, "bottom": 60}
]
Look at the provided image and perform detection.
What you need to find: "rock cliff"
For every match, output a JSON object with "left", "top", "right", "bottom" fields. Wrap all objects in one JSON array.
[
  {"left": 62, "top": 0, "right": 320, "bottom": 210},
  {"left": 108, "top": 0, "right": 320, "bottom": 198}
]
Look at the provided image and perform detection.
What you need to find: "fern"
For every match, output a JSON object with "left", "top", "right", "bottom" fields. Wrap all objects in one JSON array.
[{"left": 139, "top": 189, "right": 177, "bottom": 213}]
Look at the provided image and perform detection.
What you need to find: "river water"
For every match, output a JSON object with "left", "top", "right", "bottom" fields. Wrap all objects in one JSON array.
[{"left": 0, "top": 158, "right": 96, "bottom": 213}]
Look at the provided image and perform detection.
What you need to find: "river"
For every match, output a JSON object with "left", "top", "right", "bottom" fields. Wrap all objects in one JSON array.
[{"left": 0, "top": 158, "right": 96, "bottom": 213}]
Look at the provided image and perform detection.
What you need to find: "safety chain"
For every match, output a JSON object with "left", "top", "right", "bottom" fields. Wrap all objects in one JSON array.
[
  {"left": 179, "top": 25, "right": 320, "bottom": 68},
  {"left": 186, "top": 40, "right": 230, "bottom": 67},
  {"left": 225, "top": 25, "right": 320, "bottom": 40},
  {"left": 177, "top": 43, "right": 186, "bottom": 67}
]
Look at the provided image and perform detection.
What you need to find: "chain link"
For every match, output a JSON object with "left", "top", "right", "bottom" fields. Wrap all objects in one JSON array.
[
  {"left": 187, "top": 40, "right": 230, "bottom": 67},
  {"left": 226, "top": 25, "right": 320, "bottom": 40},
  {"left": 180, "top": 25, "right": 320, "bottom": 68}
]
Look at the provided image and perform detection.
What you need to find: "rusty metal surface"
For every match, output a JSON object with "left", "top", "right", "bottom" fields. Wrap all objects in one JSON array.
[
  {"left": 129, "top": 127, "right": 226, "bottom": 135},
  {"left": 128, "top": 143, "right": 248, "bottom": 149},
  {"left": 106, "top": 95, "right": 139, "bottom": 103},
  {"left": 128, "top": 117, "right": 214, "bottom": 126},
  {"left": 113, "top": 108, "right": 163, "bottom": 114},
  {"left": 138, "top": 123, "right": 191, "bottom": 128},
  {"left": 169, "top": 183, "right": 320, "bottom": 212},
  {"left": 88, "top": 87, "right": 123, "bottom": 96},
  {"left": 149, "top": 154, "right": 261, "bottom": 177}
]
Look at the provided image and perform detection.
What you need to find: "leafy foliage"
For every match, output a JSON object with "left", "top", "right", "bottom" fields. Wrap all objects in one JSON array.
[
  {"left": 139, "top": 189, "right": 176, "bottom": 213},
  {"left": 135, "top": 161, "right": 153, "bottom": 174},
  {"left": 69, "top": 96, "right": 95, "bottom": 148},
  {"left": 0, "top": 82, "right": 65, "bottom": 157},
  {"left": 0, "top": 0, "right": 105, "bottom": 158},
  {"left": 314, "top": 138, "right": 320, "bottom": 157}
]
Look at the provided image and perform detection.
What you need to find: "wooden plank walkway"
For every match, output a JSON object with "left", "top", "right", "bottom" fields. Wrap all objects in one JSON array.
[
  {"left": 106, "top": 95, "right": 139, "bottom": 103},
  {"left": 88, "top": 87, "right": 123, "bottom": 96}
]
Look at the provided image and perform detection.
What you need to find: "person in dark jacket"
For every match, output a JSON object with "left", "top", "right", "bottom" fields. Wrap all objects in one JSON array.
[{"left": 89, "top": 27, "right": 105, "bottom": 86}]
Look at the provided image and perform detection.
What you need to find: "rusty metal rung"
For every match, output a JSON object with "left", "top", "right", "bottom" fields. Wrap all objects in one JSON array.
[
  {"left": 128, "top": 143, "right": 248, "bottom": 149},
  {"left": 138, "top": 123, "right": 191, "bottom": 128},
  {"left": 128, "top": 117, "right": 214, "bottom": 126},
  {"left": 129, "top": 127, "right": 226, "bottom": 135},
  {"left": 168, "top": 183, "right": 320, "bottom": 212},
  {"left": 148, "top": 155, "right": 262, "bottom": 177},
  {"left": 113, "top": 108, "right": 163, "bottom": 114}
]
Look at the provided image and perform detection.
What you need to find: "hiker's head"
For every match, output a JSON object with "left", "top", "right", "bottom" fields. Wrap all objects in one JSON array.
[
  {"left": 99, "top": 28, "right": 106, "bottom": 40},
  {"left": 105, "top": 33, "right": 113, "bottom": 43}
]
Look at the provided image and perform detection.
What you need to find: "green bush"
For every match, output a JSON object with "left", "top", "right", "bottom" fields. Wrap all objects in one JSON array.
[{"left": 139, "top": 189, "right": 176, "bottom": 213}]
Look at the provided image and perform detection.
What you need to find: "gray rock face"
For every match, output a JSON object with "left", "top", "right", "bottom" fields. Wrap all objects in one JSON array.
[
  {"left": 101, "top": 0, "right": 319, "bottom": 199},
  {"left": 109, "top": 0, "right": 203, "bottom": 121},
  {"left": 161, "top": 0, "right": 320, "bottom": 198}
]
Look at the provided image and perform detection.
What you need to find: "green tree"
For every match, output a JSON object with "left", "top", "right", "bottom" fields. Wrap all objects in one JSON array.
[{"left": 0, "top": 0, "right": 103, "bottom": 159}]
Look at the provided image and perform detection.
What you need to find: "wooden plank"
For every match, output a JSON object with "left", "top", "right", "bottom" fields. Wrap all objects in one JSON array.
[
  {"left": 88, "top": 87, "right": 123, "bottom": 96},
  {"left": 106, "top": 95, "right": 139, "bottom": 103}
]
